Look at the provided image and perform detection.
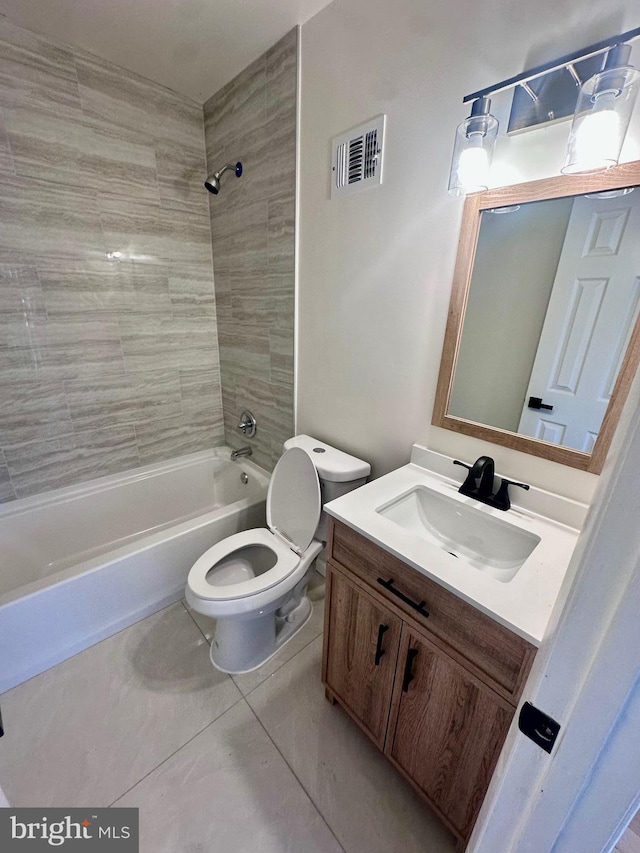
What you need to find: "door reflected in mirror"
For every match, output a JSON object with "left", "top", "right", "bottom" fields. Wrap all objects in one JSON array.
[
  {"left": 433, "top": 161, "right": 640, "bottom": 473},
  {"left": 449, "top": 190, "right": 640, "bottom": 453}
]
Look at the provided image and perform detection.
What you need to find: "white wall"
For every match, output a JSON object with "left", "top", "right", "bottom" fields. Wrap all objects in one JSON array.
[{"left": 297, "top": 0, "right": 640, "bottom": 502}]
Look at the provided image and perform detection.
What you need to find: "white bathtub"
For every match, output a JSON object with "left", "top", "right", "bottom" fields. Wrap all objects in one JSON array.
[{"left": 0, "top": 448, "right": 269, "bottom": 693}]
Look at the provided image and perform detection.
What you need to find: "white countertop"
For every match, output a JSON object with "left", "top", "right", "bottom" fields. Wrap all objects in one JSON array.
[{"left": 324, "top": 452, "right": 583, "bottom": 647}]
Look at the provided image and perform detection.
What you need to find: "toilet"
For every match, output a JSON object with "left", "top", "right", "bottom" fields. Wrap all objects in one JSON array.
[{"left": 186, "top": 435, "right": 370, "bottom": 674}]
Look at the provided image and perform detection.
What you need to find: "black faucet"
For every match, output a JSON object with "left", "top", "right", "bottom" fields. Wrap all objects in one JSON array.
[
  {"left": 453, "top": 456, "right": 529, "bottom": 511},
  {"left": 454, "top": 455, "right": 495, "bottom": 498}
]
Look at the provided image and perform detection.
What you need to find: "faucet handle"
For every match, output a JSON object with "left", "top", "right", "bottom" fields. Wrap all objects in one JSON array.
[
  {"left": 453, "top": 459, "right": 477, "bottom": 492},
  {"left": 500, "top": 477, "right": 530, "bottom": 492},
  {"left": 237, "top": 410, "right": 257, "bottom": 438},
  {"left": 494, "top": 477, "right": 530, "bottom": 511}
]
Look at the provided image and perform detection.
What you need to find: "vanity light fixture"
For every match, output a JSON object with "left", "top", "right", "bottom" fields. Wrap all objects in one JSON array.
[
  {"left": 448, "top": 97, "right": 499, "bottom": 196},
  {"left": 562, "top": 44, "right": 640, "bottom": 174},
  {"left": 449, "top": 26, "right": 640, "bottom": 196}
]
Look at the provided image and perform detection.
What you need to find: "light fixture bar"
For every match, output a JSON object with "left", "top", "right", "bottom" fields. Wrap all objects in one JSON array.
[
  {"left": 566, "top": 64, "right": 582, "bottom": 87},
  {"left": 462, "top": 25, "right": 640, "bottom": 103}
]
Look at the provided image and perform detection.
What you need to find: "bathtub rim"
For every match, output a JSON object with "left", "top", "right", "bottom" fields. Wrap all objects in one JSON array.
[{"left": 0, "top": 446, "right": 268, "bottom": 521}]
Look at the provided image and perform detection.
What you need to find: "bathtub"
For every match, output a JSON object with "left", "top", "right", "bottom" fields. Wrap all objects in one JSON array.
[{"left": 0, "top": 449, "right": 269, "bottom": 693}]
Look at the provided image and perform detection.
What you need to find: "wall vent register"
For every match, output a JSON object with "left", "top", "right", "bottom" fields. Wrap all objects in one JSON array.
[{"left": 331, "top": 114, "right": 385, "bottom": 198}]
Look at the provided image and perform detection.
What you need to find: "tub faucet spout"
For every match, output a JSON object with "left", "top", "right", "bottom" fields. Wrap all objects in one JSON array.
[{"left": 231, "top": 445, "right": 252, "bottom": 462}]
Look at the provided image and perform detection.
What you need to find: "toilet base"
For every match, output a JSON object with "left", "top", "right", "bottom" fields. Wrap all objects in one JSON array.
[{"left": 209, "top": 596, "right": 313, "bottom": 675}]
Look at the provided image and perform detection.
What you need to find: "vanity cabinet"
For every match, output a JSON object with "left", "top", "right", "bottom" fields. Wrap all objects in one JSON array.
[
  {"left": 387, "top": 629, "right": 513, "bottom": 842},
  {"left": 323, "top": 570, "right": 402, "bottom": 748},
  {"left": 322, "top": 519, "right": 536, "bottom": 849}
]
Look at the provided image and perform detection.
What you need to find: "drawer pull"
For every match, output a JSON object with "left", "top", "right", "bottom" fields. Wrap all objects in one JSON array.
[
  {"left": 376, "top": 577, "right": 430, "bottom": 619},
  {"left": 374, "top": 624, "right": 388, "bottom": 666},
  {"left": 402, "top": 647, "right": 419, "bottom": 692}
]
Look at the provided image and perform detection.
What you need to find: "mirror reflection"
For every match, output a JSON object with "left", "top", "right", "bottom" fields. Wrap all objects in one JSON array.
[{"left": 448, "top": 188, "right": 640, "bottom": 453}]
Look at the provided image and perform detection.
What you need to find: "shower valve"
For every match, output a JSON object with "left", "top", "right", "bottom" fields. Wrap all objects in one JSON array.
[{"left": 238, "top": 410, "right": 257, "bottom": 438}]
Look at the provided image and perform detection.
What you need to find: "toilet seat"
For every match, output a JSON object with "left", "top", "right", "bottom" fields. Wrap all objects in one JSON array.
[
  {"left": 187, "top": 447, "right": 322, "bottom": 605},
  {"left": 187, "top": 528, "right": 301, "bottom": 602}
]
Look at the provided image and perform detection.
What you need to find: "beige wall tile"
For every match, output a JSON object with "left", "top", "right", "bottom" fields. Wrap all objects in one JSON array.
[
  {"left": 0, "top": 19, "right": 294, "bottom": 501},
  {"left": 0, "top": 18, "right": 83, "bottom": 118},
  {"left": 75, "top": 54, "right": 202, "bottom": 149},
  {"left": 119, "top": 316, "right": 219, "bottom": 373},
  {"left": 155, "top": 138, "right": 210, "bottom": 216},
  {"left": 0, "top": 380, "right": 72, "bottom": 445},
  {"left": 204, "top": 53, "right": 266, "bottom": 153},
  {"left": 0, "top": 19, "right": 222, "bottom": 502},
  {"left": 98, "top": 196, "right": 212, "bottom": 267},
  {"left": 0, "top": 175, "right": 106, "bottom": 263},
  {"left": 38, "top": 260, "right": 173, "bottom": 319},
  {"left": 4, "top": 425, "right": 140, "bottom": 498},
  {"left": 0, "top": 264, "right": 43, "bottom": 315},
  {"left": 135, "top": 416, "right": 223, "bottom": 466},
  {"left": 168, "top": 264, "right": 218, "bottom": 318},
  {"left": 0, "top": 455, "right": 16, "bottom": 502},
  {"left": 65, "top": 371, "right": 183, "bottom": 431},
  {"left": 4, "top": 107, "right": 160, "bottom": 203},
  {"left": 0, "top": 108, "right": 15, "bottom": 175},
  {"left": 205, "top": 29, "right": 297, "bottom": 470}
]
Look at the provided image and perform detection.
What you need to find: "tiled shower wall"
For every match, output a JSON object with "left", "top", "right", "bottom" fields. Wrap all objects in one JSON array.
[
  {"left": 0, "top": 18, "right": 223, "bottom": 502},
  {"left": 204, "top": 28, "right": 297, "bottom": 472}
]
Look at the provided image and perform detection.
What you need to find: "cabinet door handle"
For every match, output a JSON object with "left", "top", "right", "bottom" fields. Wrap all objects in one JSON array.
[
  {"left": 374, "top": 624, "right": 388, "bottom": 666},
  {"left": 402, "top": 647, "right": 419, "bottom": 692},
  {"left": 376, "top": 577, "right": 430, "bottom": 619}
]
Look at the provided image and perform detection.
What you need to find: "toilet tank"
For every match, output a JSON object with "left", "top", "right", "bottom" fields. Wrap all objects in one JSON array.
[{"left": 283, "top": 435, "right": 370, "bottom": 543}]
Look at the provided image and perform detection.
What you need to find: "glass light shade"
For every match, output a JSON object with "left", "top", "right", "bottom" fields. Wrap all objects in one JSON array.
[
  {"left": 562, "top": 65, "right": 640, "bottom": 174},
  {"left": 448, "top": 113, "right": 499, "bottom": 196}
]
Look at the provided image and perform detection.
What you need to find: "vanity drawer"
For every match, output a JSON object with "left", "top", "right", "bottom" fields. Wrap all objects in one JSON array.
[{"left": 328, "top": 520, "right": 535, "bottom": 703}]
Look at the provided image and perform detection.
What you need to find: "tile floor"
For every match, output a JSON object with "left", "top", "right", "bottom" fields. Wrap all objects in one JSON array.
[{"left": 0, "top": 574, "right": 456, "bottom": 853}]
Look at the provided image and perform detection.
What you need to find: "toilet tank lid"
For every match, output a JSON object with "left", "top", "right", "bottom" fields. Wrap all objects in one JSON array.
[{"left": 283, "top": 435, "right": 371, "bottom": 482}]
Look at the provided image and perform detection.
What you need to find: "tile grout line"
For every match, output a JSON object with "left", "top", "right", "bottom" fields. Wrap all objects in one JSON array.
[
  {"left": 244, "top": 698, "right": 347, "bottom": 853},
  {"left": 106, "top": 600, "right": 257, "bottom": 804},
  {"left": 179, "top": 600, "right": 341, "bottom": 845},
  {"left": 181, "top": 595, "right": 326, "bottom": 700},
  {"left": 107, "top": 693, "right": 247, "bottom": 808},
  {"left": 180, "top": 599, "right": 209, "bottom": 642},
  {"left": 236, "top": 623, "right": 325, "bottom": 698}
]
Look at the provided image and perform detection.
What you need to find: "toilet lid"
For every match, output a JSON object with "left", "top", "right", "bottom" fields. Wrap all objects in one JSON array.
[{"left": 267, "top": 447, "right": 321, "bottom": 553}]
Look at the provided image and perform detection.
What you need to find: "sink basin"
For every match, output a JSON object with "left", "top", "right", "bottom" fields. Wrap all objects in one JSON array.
[{"left": 376, "top": 486, "right": 540, "bottom": 582}]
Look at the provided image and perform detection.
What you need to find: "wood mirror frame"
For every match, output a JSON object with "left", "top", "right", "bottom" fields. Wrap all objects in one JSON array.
[{"left": 432, "top": 160, "right": 640, "bottom": 474}]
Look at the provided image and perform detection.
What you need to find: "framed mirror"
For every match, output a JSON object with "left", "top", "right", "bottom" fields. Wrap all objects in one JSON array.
[{"left": 433, "top": 160, "right": 640, "bottom": 473}]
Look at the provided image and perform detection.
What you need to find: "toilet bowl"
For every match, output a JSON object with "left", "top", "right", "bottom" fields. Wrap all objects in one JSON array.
[{"left": 186, "top": 436, "right": 370, "bottom": 674}]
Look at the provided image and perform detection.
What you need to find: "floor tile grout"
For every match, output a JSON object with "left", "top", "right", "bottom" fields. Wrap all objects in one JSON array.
[
  {"left": 177, "top": 593, "right": 345, "bottom": 846},
  {"left": 237, "top": 626, "right": 325, "bottom": 698},
  {"left": 108, "top": 693, "right": 248, "bottom": 807},
  {"left": 244, "top": 696, "right": 348, "bottom": 853},
  {"left": 180, "top": 598, "right": 209, "bottom": 642},
  {"left": 181, "top": 595, "right": 326, "bottom": 699}
]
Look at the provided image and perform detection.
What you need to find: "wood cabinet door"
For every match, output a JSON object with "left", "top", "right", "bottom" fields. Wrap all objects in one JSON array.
[
  {"left": 387, "top": 629, "right": 514, "bottom": 841},
  {"left": 323, "top": 567, "right": 402, "bottom": 748}
]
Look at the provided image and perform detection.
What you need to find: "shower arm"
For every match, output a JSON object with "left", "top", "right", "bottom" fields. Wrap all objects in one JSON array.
[{"left": 215, "top": 162, "right": 243, "bottom": 179}]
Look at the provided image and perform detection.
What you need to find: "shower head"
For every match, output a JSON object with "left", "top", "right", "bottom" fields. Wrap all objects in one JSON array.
[{"left": 204, "top": 161, "right": 243, "bottom": 195}]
